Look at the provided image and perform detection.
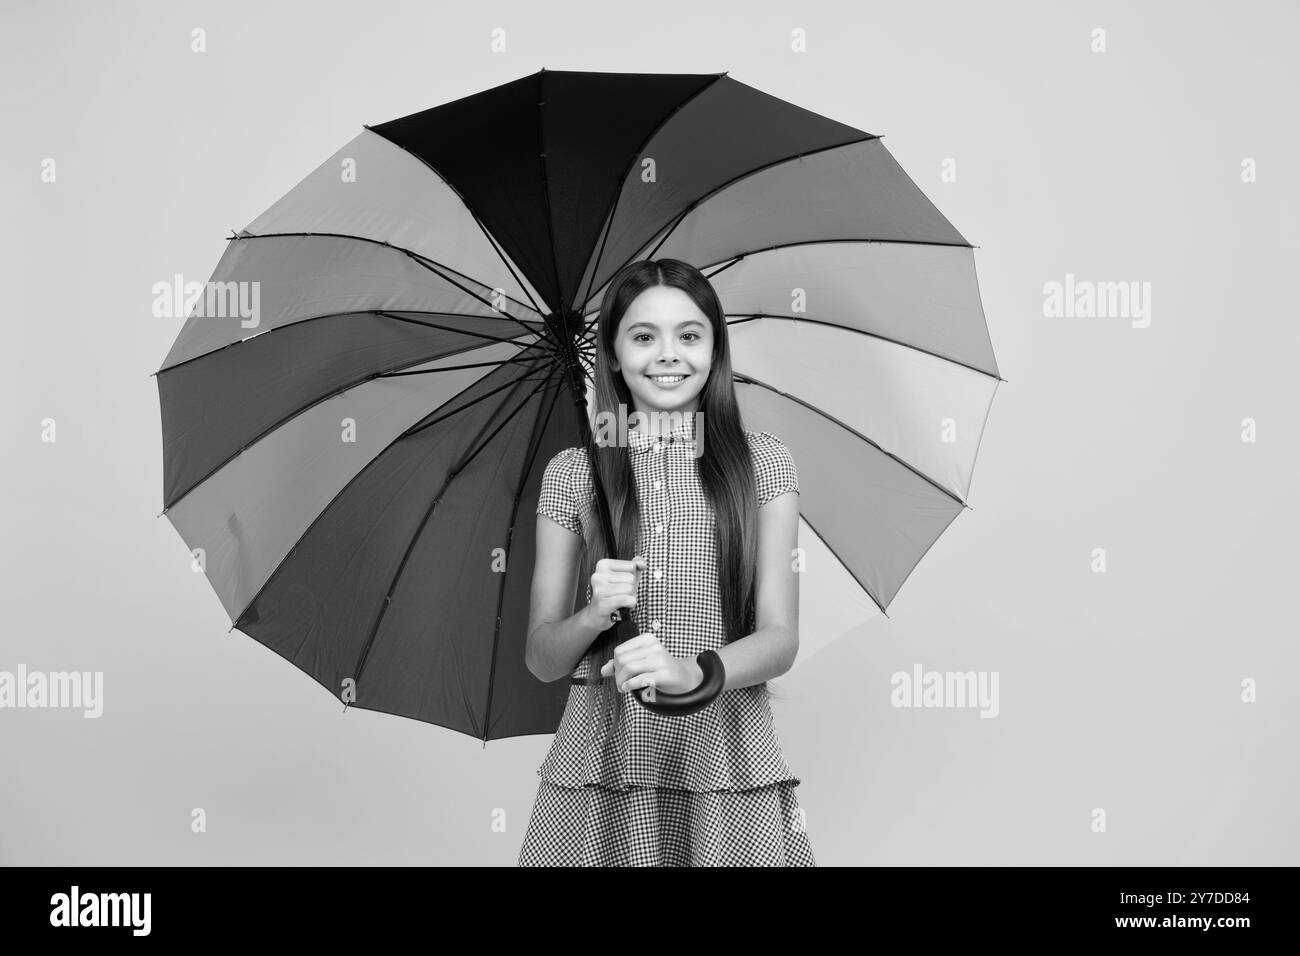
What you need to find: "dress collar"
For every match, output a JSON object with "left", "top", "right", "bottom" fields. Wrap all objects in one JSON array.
[{"left": 625, "top": 412, "right": 699, "bottom": 454}]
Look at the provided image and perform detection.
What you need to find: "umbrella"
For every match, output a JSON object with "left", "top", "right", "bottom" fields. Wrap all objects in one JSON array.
[{"left": 154, "top": 68, "right": 1000, "bottom": 742}]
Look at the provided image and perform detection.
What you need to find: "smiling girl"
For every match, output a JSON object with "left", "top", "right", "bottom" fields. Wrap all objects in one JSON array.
[{"left": 518, "top": 258, "right": 815, "bottom": 867}]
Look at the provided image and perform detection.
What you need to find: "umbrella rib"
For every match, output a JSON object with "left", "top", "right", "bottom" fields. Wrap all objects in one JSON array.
[
  {"left": 397, "top": 368, "right": 555, "bottom": 441},
  {"left": 348, "top": 367, "right": 563, "bottom": 705},
  {"left": 641, "top": 137, "right": 893, "bottom": 264},
  {"left": 566, "top": 339, "right": 596, "bottom": 382},
  {"left": 361, "top": 124, "right": 552, "bottom": 318},
  {"left": 733, "top": 371, "right": 971, "bottom": 509},
  {"left": 699, "top": 236, "right": 977, "bottom": 276},
  {"left": 395, "top": 246, "right": 552, "bottom": 343},
  {"left": 576, "top": 134, "right": 881, "bottom": 317},
  {"left": 160, "top": 326, "right": 549, "bottom": 514},
  {"left": 228, "top": 229, "right": 546, "bottom": 335},
  {"left": 469, "top": 221, "right": 549, "bottom": 318},
  {"left": 482, "top": 369, "right": 568, "bottom": 745},
  {"left": 724, "top": 313, "right": 1005, "bottom": 383},
  {"left": 537, "top": 69, "right": 566, "bottom": 313},
  {"left": 230, "top": 359, "right": 557, "bottom": 632},
  {"left": 793, "top": 511, "right": 890, "bottom": 620},
  {"left": 378, "top": 354, "right": 545, "bottom": 377},
  {"left": 154, "top": 307, "right": 546, "bottom": 379},
  {"left": 577, "top": 72, "right": 730, "bottom": 316},
  {"left": 374, "top": 311, "right": 552, "bottom": 352}
]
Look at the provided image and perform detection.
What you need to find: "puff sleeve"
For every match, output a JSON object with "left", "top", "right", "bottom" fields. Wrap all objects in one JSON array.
[
  {"left": 536, "top": 447, "right": 584, "bottom": 536},
  {"left": 753, "top": 431, "right": 800, "bottom": 507}
]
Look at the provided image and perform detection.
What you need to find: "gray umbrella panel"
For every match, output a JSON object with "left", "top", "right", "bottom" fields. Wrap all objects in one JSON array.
[{"left": 157, "top": 70, "right": 999, "bottom": 739}]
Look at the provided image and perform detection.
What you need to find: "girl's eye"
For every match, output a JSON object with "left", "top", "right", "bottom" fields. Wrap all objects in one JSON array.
[{"left": 632, "top": 332, "right": 702, "bottom": 343}]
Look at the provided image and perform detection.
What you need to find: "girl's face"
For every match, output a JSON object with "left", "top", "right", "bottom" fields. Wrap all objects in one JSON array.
[{"left": 612, "top": 285, "right": 714, "bottom": 423}]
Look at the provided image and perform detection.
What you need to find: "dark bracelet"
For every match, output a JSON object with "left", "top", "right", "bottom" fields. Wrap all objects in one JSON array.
[{"left": 632, "top": 650, "right": 725, "bottom": 717}]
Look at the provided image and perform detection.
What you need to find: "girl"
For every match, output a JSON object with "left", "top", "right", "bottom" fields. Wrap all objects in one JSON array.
[{"left": 518, "top": 258, "right": 815, "bottom": 867}]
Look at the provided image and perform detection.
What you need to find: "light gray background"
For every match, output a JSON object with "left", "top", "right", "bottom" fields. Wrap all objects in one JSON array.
[{"left": 2, "top": 0, "right": 1296, "bottom": 866}]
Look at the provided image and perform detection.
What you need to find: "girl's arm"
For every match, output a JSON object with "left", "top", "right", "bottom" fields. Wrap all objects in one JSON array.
[
  {"left": 525, "top": 514, "right": 606, "bottom": 683},
  {"left": 697, "top": 488, "right": 801, "bottom": 691}
]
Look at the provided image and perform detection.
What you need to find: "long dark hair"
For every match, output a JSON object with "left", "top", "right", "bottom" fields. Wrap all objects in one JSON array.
[{"left": 577, "top": 258, "right": 768, "bottom": 737}]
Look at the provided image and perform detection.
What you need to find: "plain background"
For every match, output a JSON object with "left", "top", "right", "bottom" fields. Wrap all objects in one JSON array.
[{"left": 2, "top": 0, "right": 1296, "bottom": 866}]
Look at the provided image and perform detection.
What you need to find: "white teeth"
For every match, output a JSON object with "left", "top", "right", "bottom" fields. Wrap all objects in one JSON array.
[{"left": 649, "top": 375, "right": 685, "bottom": 383}]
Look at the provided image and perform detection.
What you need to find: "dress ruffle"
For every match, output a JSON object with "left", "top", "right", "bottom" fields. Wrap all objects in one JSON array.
[
  {"left": 517, "top": 778, "right": 816, "bottom": 866},
  {"left": 537, "top": 683, "right": 801, "bottom": 792}
]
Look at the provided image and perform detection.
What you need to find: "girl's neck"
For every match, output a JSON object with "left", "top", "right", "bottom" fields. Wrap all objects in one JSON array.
[{"left": 630, "top": 405, "right": 699, "bottom": 438}]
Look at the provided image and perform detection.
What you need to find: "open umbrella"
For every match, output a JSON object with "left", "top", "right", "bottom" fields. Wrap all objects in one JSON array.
[{"left": 155, "top": 68, "right": 1000, "bottom": 742}]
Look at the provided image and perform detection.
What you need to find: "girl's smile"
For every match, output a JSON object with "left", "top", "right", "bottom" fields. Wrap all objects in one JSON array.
[{"left": 646, "top": 372, "right": 689, "bottom": 388}]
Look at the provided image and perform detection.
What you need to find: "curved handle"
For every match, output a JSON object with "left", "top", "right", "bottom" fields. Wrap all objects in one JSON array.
[
  {"left": 606, "top": 611, "right": 725, "bottom": 716},
  {"left": 634, "top": 649, "right": 725, "bottom": 717}
]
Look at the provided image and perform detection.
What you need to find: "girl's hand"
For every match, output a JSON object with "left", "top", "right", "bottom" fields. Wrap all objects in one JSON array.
[
  {"left": 600, "top": 632, "right": 702, "bottom": 696},
  {"left": 585, "top": 556, "right": 647, "bottom": 629}
]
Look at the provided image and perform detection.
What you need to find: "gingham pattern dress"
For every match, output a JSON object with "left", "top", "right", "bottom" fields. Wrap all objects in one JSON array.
[{"left": 518, "top": 414, "right": 816, "bottom": 866}]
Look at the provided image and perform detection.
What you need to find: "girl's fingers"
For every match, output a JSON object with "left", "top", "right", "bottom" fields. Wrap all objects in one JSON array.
[
  {"left": 613, "top": 633, "right": 659, "bottom": 655},
  {"left": 602, "top": 656, "right": 648, "bottom": 681},
  {"left": 601, "top": 646, "right": 657, "bottom": 678},
  {"left": 614, "top": 652, "right": 667, "bottom": 690},
  {"left": 625, "top": 675, "right": 657, "bottom": 693},
  {"left": 600, "top": 635, "right": 664, "bottom": 686}
]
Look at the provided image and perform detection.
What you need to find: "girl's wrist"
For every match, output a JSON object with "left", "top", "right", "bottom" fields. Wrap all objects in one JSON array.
[{"left": 579, "top": 604, "right": 609, "bottom": 638}]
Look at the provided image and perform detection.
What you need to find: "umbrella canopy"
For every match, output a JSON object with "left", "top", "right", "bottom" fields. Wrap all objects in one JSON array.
[{"left": 155, "top": 69, "right": 1000, "bottom": 742}]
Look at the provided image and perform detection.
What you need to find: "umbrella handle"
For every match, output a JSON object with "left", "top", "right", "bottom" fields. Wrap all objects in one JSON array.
[
  {"left": 607, "top": 609, "right": 725, "bottom": 716},
  {"left": 632, "top": 649, "right": 724, "bottom": 717}
]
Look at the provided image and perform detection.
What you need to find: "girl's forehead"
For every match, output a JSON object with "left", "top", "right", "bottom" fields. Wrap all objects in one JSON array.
[{"left": 620, "top": 287, "right": 709, "bottom": 327}]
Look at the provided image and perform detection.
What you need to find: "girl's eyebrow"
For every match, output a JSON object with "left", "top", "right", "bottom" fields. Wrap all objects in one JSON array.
[{"left": 626, "top": 319, "right": 705, "bottom": 331}]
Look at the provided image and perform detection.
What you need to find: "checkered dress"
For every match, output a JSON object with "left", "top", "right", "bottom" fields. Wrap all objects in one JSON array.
[{"left": 518, "top": 415, "right": 816, "bottom": 866}]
